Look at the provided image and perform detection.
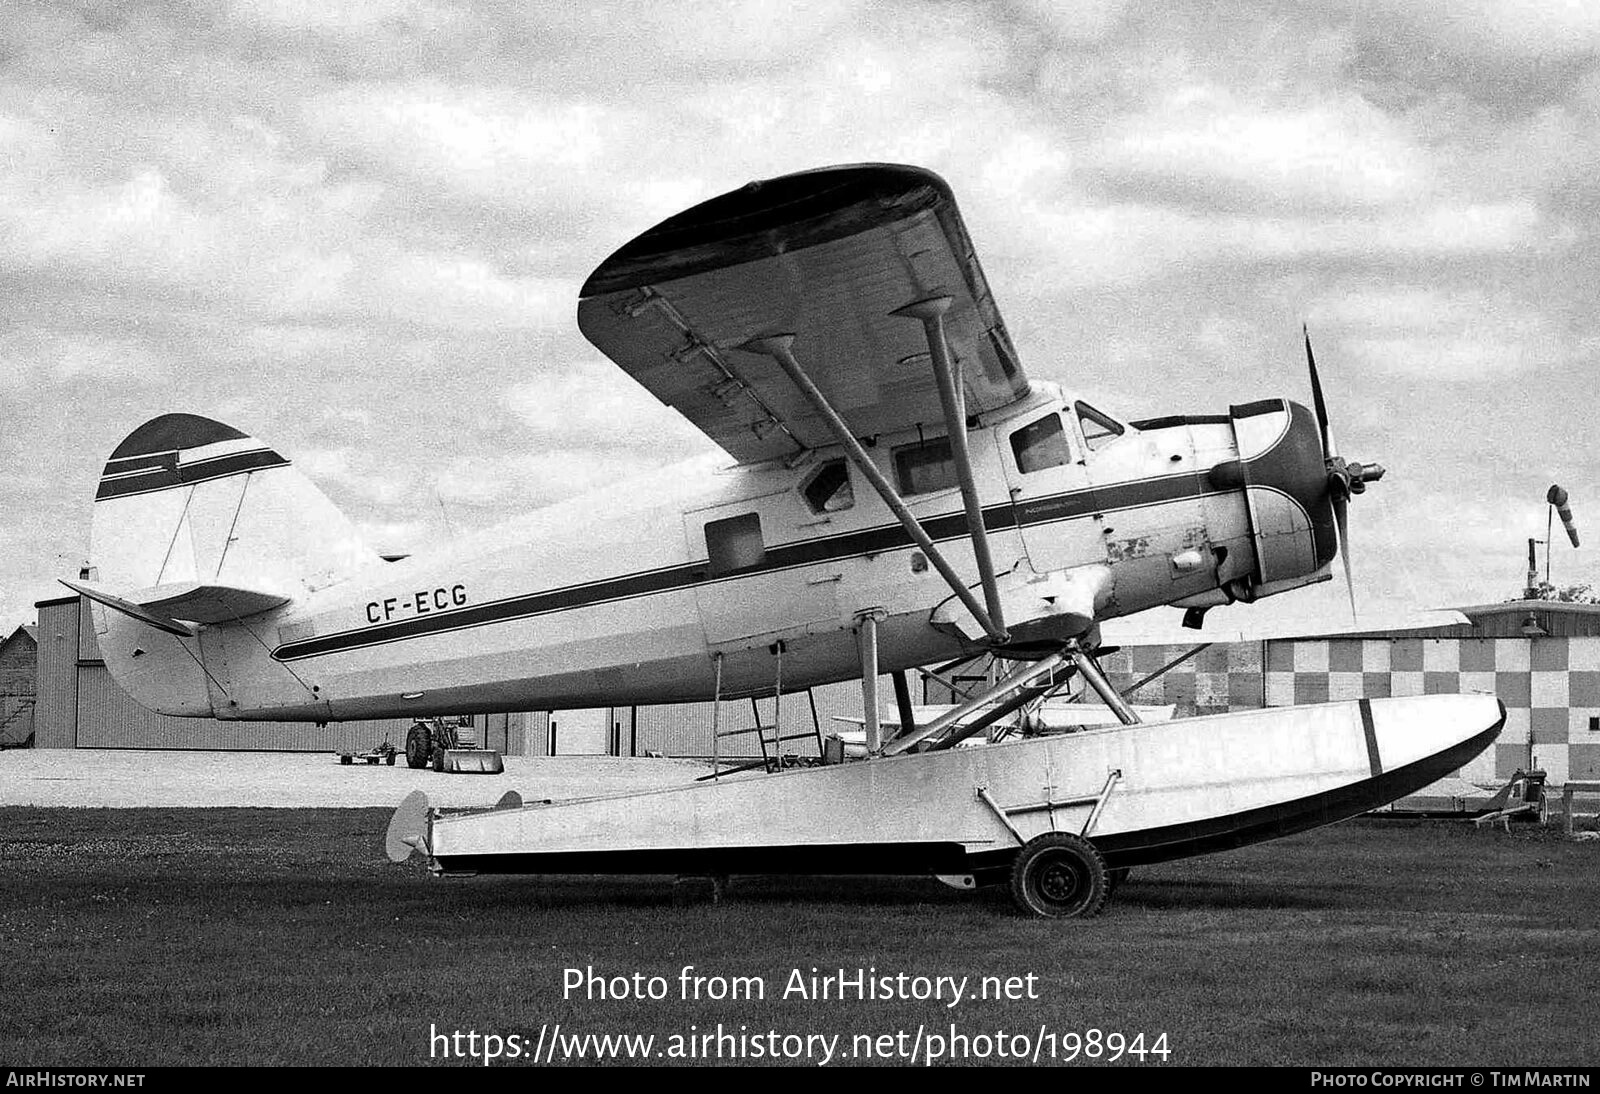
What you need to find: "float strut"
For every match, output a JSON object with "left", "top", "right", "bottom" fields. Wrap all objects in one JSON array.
[
  {"left": 891, "top": 670, "right": 917, "bottom": 738},
  {"left": 858, "top": 612, "right": 883, "bottom": 755},
  {"left": 1068, "top": 647, "right": 1141, "bottom": 725}
]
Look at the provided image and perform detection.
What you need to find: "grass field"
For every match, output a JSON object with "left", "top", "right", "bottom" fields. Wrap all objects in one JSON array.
[{"left": 2, "top": 807, "right": 1596, "bottom": 1067}]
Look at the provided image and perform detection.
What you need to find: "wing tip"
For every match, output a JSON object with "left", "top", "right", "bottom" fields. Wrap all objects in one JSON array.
[{"left": 580, "top": 163, "right": 954, "bottom": 297}]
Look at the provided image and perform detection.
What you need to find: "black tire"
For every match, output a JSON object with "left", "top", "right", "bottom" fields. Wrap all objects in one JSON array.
[
  {"left": 431, "top": 747, "right": 445, "bottom": 773},
  {"left": 405, "top": 723, "right": 432, "bottom": 769},
  {"left": 386, "top": 752, "right": 396, "bottom": 766},
  {"left": 1009, "top": 832, "right": 1109, "bottom": 919},
  {"left": 1106, "top": 867, "right": 1130, "bottom": 896},
  {"left": 340, "top": 754, "right": 353, "bottom": 765}
]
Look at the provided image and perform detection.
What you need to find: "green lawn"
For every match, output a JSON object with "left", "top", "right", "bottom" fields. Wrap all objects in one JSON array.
[{"left": 2, "top": 808, "right": 1595, "bottom": 1067}]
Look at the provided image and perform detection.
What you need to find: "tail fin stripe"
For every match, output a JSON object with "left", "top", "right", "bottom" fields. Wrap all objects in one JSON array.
[
  {"left": 104, "top": 451, "right": 181, "bottom": 475},
  {"left": 96, "top": 449, "right": 289, "bottom": 500}
]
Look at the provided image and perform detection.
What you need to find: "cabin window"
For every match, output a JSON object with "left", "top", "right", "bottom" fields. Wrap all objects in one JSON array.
[
  {"left": 1010, "top": 413, "right": 1072, "bottom": 473},
  {"left": 1075, "top": 402, "right": 1125, "bottom": 452},
  {"left": 705, "top": 513, "right": 764, "bottom": 576},
  {"left": 801, "top": 459, "right": 854, "bottom": 513},
  {"left": 893, "top": 436, "right": 957, "bottom": 495}
]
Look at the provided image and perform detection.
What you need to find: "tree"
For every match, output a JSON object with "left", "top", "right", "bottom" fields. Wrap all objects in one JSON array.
[{"left": 1520, "top": 581, "right": 1600, "bottom": 604}]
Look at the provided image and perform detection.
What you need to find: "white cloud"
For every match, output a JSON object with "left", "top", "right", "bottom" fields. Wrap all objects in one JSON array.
[
  {"left": 1344, "top": 0, "right": 1600, "bottom": 59},
  {"left": 0, "top": 329, "right": 167, "bottom": 385},
  {"left": 296, "top": 445, "right": 416, "bottom": 506},
  {"left": 1097, "top": 92, "right": 1432, "bottom": 210},
  {"left": 1012, "top": 0, "right": 1131, "bottom": 42},
  {"left": 226, "top": 0, "right": 455, "bottom": 30},
  {"left": 365, "top": 255, "right": 573, "bottom": 331},
  {"left": 1309, "top": 285, "right": 1569, "bottom": 379},
  {"left": 302, "top": 83, "right": 618, "bottom": 214},
  {"left": 994, "top": 197, "right": 1541, "bottom": 290},
  {"left": 1340, "top": 335, "right": 1550, "bottom": 379},
  {"left": 503, "top": 360, "right": 714, "bottom": 454}
]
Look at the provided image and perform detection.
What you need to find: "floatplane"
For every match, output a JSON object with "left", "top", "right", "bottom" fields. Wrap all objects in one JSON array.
[{"left": 69, "top": 164, "right": 1502, "bottom": 916}]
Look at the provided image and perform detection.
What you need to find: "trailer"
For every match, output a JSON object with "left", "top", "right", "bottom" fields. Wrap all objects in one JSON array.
[
  {"left": 386, "top": 693, "right": 1504, "bottom": 917},
  {"left": 338, "top": 741, "right": 397, "bottom": 766}
]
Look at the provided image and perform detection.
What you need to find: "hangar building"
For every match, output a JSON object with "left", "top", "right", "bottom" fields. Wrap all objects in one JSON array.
[
  {"left": 1, "top": 623, "right": 37, "bottom": 748},
  {"left": 29, "top": 594, "right": 1600, "bottom": 785}
]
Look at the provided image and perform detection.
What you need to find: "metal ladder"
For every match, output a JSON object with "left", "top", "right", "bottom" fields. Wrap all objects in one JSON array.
[{"left": 709, "top": 643, "right": 826, "bottom": 778}]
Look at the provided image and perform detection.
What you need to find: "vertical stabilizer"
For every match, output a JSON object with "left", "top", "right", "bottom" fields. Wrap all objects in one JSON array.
[{"left": 84, "top": 413, "right": 378, "bottom": 716}]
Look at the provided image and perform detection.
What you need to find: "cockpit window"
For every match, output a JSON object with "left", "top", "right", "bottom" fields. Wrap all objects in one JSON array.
[
  {"left": 801, "top": 458, "right": 854, "bottom": 513},
  {"left": 892, "top": 436, "right": 956, "bottom": 495},
  {"left": 1075, "top": 402, "right": 1125, "bottom": 452},
  {"left": 1009, "top": 413, "right": 1072, "bottom": 474}
]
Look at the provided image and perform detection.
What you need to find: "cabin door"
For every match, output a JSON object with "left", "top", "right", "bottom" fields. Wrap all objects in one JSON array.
[{"left": 683, "top": 496, "right": 840, "bottom": 652}]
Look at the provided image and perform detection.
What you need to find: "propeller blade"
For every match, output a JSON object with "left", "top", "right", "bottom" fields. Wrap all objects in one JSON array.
[
  {"left": 1334, "top": 490, "right": 1357, "bottom": 625},
  {"left": 1303, "top": 324, "right": 1337, "bottom": 459}
]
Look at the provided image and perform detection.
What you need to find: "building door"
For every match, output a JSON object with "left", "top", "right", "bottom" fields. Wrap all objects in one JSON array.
[{"left": 548, "top": 707, "right": 612, "bottom": 755}]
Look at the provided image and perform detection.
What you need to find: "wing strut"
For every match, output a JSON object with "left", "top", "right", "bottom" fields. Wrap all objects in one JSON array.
[
  {"left": 742, "top": 334, "right": 1009, "bottom": 643},
  {"left": 893, "top": 296, "right": 1008, "bottom": 638}
]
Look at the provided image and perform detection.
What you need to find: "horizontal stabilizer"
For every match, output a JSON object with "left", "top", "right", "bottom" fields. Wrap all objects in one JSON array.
[
  {"left": 60, "top": 578, "right": 196, "bottom": 638},
  {"left": 132, "top": 581, "right": 290, "bottom": 624},
  {"left": 61, "top": 578, "right": 290, "bottom": 633}
]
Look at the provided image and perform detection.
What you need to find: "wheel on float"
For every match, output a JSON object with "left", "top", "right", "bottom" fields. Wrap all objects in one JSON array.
[{"left": 1009, "top": 832, "right": 1109, "bottom": 919}]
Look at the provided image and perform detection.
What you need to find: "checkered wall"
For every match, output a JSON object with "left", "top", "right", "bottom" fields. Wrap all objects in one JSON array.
[
  {"left": 1100, "top": 637, "right": 1600, "bottom": 784},
  {"left": 1266, "top": 637, "right": 1600, "bottom": 784},
  {"left": 1098, "top": 642, "right": 1266, "bottom": 717}
]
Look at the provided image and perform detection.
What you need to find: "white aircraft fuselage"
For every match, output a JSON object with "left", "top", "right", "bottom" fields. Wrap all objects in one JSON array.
[{"left": 88, "top": 380, "right": 1335, "bottom": 723}]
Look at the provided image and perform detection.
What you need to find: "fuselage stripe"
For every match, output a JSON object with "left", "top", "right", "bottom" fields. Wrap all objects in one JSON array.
[{"left": 271, "top": 470, "right": 1221, "bottom": 662}]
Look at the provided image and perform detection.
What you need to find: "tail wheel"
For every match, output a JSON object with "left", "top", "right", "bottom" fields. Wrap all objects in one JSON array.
[
  {"left": 1010, "top": 832, "right": 1109, "bottom": 919},
  {"left": 404, "top": 723, "right": 432, "bottom": 769}
]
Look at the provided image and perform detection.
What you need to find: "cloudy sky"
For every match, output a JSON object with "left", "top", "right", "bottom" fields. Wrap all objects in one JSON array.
[{"left": 3, "top": 0, "right": 1598, "bottom": 634}]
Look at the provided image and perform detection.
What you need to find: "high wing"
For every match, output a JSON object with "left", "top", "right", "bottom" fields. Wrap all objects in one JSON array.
[{"left": 577, "top": 163, "right": 1031, "bottom": 464}]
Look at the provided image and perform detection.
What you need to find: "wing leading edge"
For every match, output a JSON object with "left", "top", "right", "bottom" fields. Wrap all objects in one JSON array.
[{"left": 577, "top": 164, "right": 1031, "bottom": 464}]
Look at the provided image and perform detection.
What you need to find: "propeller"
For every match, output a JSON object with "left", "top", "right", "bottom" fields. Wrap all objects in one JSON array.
[{"left": 1303, "top": 325, "right": 1386, "bottom": 623}]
